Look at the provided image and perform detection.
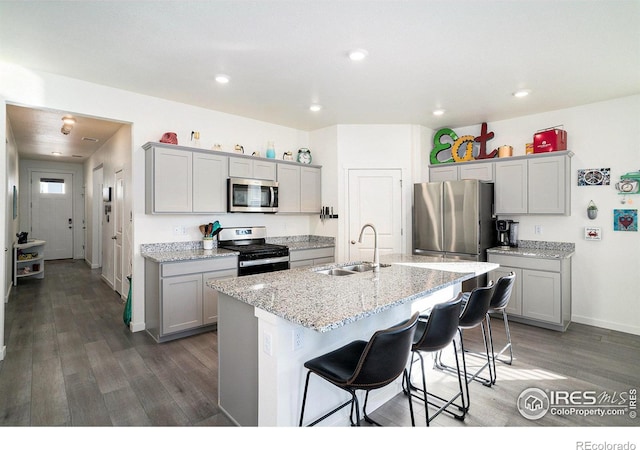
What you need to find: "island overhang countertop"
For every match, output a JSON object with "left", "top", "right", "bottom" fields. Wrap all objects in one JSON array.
[{"left": 207, "top": 254, "right": 498, "bottom": 332}]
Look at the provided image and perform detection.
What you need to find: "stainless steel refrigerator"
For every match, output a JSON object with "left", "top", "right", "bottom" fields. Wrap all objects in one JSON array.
[{"left": 413, "top": 179, "right": 495, "bottom": 289}]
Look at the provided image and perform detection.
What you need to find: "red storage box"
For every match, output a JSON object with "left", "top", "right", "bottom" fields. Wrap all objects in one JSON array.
[{"left": 533, "top": 128, "right": 567, "bottom": 153}]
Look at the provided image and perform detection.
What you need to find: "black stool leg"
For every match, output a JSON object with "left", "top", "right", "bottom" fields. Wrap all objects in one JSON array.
[{"left": 299, "top": 370, "right": 312, "bottom": 426}]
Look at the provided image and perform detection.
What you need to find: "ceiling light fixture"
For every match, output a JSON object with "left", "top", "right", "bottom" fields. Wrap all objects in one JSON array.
[
  {"left": 51, "top": 152, "right": 62, "bottom": 156},
  {"left": 513, "top": 89, "right": 531, "bottom": 98},
  {"left": 348, "top": 49, "right": 368, "bottom": 61},
  {"left": 60, "top": 115, "right": 75, "bottom": 135},
  {"left": 432, "top": 109, "right": 445, "bottom": 116},
  {"left": 215, "top": 74, "right": 230, "bottom": 84},
  {"left": 309, "top": 104, "right": 322, "bottom": 112}
]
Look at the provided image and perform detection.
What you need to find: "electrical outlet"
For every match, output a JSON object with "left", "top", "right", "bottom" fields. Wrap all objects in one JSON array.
[
  {"left": 263, "top": 332, "right": 273, "bottom": 356},
  {"left": 293, "top": 328, "right": 304, "bottom": 351},
  {"left": 173, "top": 226, "right": 186, "bottom": 235},
  {"left": 535, "top": 225, "right": 543, "bottom": 235}
]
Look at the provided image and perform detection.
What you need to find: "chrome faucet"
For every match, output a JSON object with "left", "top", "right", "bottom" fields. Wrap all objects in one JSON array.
[{"left": 351, "top": 223, "right": 379, "bottom": 273}]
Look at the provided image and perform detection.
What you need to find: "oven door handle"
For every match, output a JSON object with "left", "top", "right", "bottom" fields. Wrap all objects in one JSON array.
[
  {"left": 239, "top": 256, "right": 290, "bottom": 268},
  {"left": 270, "top": 186, "right": 275, "bottom": 207}
]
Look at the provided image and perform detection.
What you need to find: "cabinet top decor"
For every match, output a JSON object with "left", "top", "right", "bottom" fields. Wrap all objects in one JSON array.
[{"left": 431, "top": 122, "right": 499, "bottom": 165}]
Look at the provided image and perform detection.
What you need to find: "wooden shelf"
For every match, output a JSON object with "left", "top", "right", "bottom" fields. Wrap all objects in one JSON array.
[{"left": 13, "top": 240, "right": 46, "bottom": 285}]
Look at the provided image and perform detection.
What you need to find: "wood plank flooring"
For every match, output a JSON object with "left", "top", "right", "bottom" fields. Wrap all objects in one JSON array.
[{"left": 1, "top": 259, "right": 639, "bottom": 432}]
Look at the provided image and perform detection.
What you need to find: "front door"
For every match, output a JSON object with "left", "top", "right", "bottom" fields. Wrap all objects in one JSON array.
[
  {"left": 348, "top": 169, "right": 403, "bottom": 261},
  {"left": 31, "top": 171, "right": 74, "bottom": 260}
]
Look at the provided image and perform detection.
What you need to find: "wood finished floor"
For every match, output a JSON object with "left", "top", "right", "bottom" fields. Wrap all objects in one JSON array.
[{"left": 1, "top": 259, "right": 639, "bottom": 428}]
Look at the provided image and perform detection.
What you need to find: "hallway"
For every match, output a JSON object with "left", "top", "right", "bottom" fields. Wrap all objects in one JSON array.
[{"left": 0, "top": 259, "right": 232, "bottom": 426}]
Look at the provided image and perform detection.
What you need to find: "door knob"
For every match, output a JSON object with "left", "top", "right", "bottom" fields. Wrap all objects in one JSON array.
[{"left": 112, "top": 236, "right": 117, "bottom": 240}]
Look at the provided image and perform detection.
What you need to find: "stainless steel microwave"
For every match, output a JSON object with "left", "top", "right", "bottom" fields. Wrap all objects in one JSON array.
[{"left": 228, "top": 177, "right": 278, "bottom": 213}]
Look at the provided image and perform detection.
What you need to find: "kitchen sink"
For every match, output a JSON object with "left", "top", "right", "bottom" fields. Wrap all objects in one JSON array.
[
  {"left": 314, "top": 268, "right": 357, "bottom": 276},
  {"left": 341, "top": 263, "right": 391, "bottom": 272},
  {"left": 313, "top": 262, "right": 391, "bottom": 276}
]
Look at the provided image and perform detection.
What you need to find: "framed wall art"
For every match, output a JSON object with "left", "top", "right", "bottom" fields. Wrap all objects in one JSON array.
[
  {"left": 613, "top": 209, "right": 637, "bottom": 231},
  {"left": 577, "top": 168, "right": 610, "bottom": 186}
]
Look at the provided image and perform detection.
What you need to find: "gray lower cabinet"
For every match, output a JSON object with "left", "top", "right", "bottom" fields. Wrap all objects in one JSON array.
[
  {"left": 289, "top": 247, "right": 335, "bottom": 268},
  {"left": 145, "top": 256, "right": 238, "bottom": 342},
  {"left": 487, "top": 253, "right": 571, "bottom": 331}
]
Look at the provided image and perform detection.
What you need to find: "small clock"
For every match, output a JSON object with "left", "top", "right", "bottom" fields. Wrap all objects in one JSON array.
[{"left": 297, "top": 148, "right": 312, "bottom": 164}]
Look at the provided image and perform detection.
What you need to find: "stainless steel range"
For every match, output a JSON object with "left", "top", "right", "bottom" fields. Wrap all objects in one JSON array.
[{"left": 217, "top": 226, "right": 289, "bottom": 276}]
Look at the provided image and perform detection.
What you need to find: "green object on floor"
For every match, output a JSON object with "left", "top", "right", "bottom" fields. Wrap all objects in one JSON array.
[{"left": 123, "top": 276, "right": 132, "bottom": 326}]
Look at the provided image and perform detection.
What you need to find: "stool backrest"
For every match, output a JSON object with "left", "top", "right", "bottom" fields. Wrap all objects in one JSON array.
[
  {"left": 459, "top": 284, "right": 494, "bottom": 329},
  {"left": 348, "top": 312, "right": 419, "bottom": 388},
  {"left": 413, "top": 293, "right": 463, "bottom": 352},
  {"left": 490, "top": 272, "right": 516, "bottom": 311}
]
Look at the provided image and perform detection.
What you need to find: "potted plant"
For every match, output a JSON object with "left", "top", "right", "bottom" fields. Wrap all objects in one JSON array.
[{"left": 587, "top": 201, "right": 598, "bottom": 220}]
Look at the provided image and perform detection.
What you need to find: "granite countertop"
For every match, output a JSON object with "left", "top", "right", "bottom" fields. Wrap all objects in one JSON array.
[
  {"left": 207, "top": 254, "right": 498, "bottom": 333},
  {"left": 140, "top": 235, "right": 334, "bottom": 263},
  {"left": 141, "top": 241, "right": 238, "bottom": 263},
  {"left": 266, "top": 235, "right": 335, "bottom": 251},
  {"left": 487, "top": 240, "right": 575, "bottom": 259}
]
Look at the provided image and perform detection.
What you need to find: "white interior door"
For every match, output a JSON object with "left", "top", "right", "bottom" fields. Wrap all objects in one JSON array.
[
  {"left": 348, "top": 169, "right": 402, "bottom": 261},
  {"left": 114, "top": 169, "right": 124, "bottom": 296},
  {"left": 31, "top": 171, "right": 73, "bottom": 260}
]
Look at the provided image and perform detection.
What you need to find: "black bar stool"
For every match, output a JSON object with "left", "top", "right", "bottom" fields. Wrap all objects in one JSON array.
[
  {"left": 435, "top": 283, "right": 494, "bottom": 411},
  {"left": 299, "top": 312, "right": 419, "bottom": 427},
  {"left": 486, "top": 272, "right": 516, "bottom": 384},
  {"left": 404, "top": 293, "right": 465, "bottom": 426}
]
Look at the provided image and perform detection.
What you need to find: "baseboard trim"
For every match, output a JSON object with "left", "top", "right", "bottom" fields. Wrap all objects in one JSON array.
[{"left": 572, "top": 314, "right": 640, "bottom": 336}]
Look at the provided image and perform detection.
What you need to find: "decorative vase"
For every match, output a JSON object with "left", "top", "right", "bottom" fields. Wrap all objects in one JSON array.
[{"left": 266, "top": 141, "right": 276, "bottom": 159}]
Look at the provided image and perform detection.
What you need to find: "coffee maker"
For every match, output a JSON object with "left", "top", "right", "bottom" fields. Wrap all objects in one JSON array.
[{"left": 496, "top": 220, "right": 519, "bottom": 247}]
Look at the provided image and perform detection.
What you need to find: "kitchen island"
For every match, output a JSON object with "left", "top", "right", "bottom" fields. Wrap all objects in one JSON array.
[{"left": 207, "top": 254, "right": 498, "bottom": 426}]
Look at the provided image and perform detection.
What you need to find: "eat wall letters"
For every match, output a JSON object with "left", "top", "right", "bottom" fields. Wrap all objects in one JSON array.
[{"left": 430, "top": 122, "right": 499, "bottom": 164}]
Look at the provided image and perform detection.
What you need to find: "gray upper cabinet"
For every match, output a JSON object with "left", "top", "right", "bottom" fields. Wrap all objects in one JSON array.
[
  {"left": 146, "top": 145, "right": 193, "bottom": 213},
  {"left": 229, "top": 156, "right": 276, "bottom": 180},
  {"left": 276, "top": 164, "right": 321, "bottom": 213},
  {"left": 429, "top": 161, "right": 494, "bottom": 182},
  {"left": 193, "top": 152, "right": 228, "bottom": 213},
  {"left": 144, "top": 142, "right": 228, "bottom": 214},
  {"left": 494, "top": 152, "right": 571, "bottom": 215}
]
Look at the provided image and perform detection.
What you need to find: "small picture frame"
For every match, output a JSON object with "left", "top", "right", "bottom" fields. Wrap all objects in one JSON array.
[
  {"left": 12, "top": 185, "right": 17, "bottom": 219},
  {"left": 584, "top": 227, "right": 601, "bottom": 240}
]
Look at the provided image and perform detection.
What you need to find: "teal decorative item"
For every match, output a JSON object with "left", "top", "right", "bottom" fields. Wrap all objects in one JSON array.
[
  {"left": 123, "top": 276, "right": 132, "bottom": 326},
  {"left": 266, "top": 141, "right": 276, "bottom": 159}
]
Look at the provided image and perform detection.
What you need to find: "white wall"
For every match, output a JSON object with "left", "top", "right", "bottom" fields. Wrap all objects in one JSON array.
[
  {"left": 312, "top": 124, "right": 422, "bottom": 261},
  {"left": 428, "top": 95, "right": 640, "bottom": 335},
  {"left": 4, "top": 117, "right": 18, "bottom": 304},
  {"left": 84, "top": 123, "right": 132, "bottom": 296}
]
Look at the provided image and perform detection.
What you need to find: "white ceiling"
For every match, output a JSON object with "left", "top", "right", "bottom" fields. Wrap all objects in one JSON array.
[{"left": 2, "top": 1, "right": 639, "bottom": 161}]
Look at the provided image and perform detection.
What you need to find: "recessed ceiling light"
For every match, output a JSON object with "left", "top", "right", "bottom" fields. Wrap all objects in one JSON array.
[
  {"left": 348, "top": 49, "right": 368, "bottom": 61},
  {"left": 215, "top": 74, "right": 230, "bottom": 84},
  {"left": 82, "top": 137, "right": 99, "bottom": 142},
  {"left": 309, "top": 104, "right": 322, "bottom": 112},
  {"left": 432, "top": 109, "right": 445, "bottom": 116},
  {"left": 513, "top": 89, "right": 531, "bottom": 98},
  {"left": 51, "top": 152, "right": 62, "bottom": 156},
  {"left": 61, "top": 116, "right": 76, "bottom": 125}
]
